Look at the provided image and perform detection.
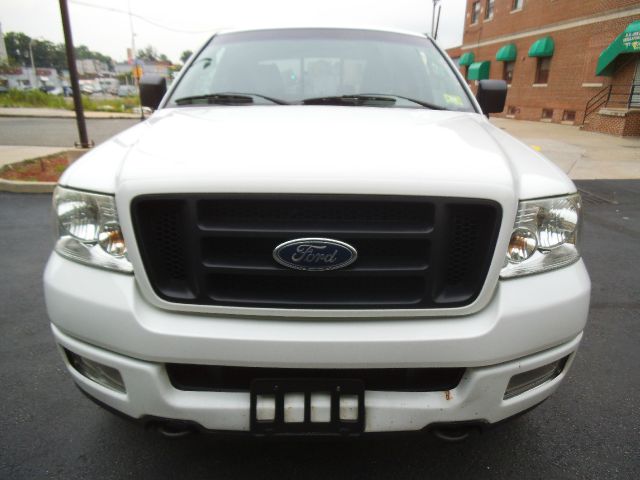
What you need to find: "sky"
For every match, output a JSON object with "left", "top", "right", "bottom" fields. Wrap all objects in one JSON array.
[{"left": 1, "top": 0, "right": 467, "bottom": 64}]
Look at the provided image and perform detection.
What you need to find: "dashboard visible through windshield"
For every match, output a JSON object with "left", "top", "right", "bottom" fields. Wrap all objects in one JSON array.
[{"left": 167, "top": 28, "right": 475, "bottom": 112}]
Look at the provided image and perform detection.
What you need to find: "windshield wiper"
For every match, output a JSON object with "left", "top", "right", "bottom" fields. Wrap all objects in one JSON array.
[
  {"left": 174, "top": 92, "right": 289, "bottom": 106},
  {"left": 300, "top": 94, "right": 445, "bottom": 110},
  {"left": 301, "top": 94, "right": 393, "bottom": 107}
]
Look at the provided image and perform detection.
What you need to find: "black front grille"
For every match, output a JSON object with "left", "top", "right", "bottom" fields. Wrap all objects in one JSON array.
[
  {"left": 131, "top": 195, "right": 501, "bottom": 309},
  {"left": 166, "top": 364, "right": 466, "bottom": 392}
]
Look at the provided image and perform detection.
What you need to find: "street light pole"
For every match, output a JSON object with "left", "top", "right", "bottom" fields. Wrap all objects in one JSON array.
[
  {"left": 58, "top": 0, "right": 91, "bottom": 148},
  {"left": 431, "top": 0, "right": 441, "bottom": 38},
  {"left": 434, "top": 1, "right": 442, "bottom": 40}
]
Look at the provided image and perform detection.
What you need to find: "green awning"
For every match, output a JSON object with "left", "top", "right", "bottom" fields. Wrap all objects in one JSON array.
[
  {"left": 596, "top": 20, "right": 640, "bottom": 76},
  {"left": 459, "top": 52, "right": 475, "bottom": 66},
  {"left": 496, "top": 43, "right": 517, "bottom": 62},
  {"left": 528, "top": 36, "right": 555, "bottom": 57},
  {"left": 468, "top": 61, "right": 490, "bottom": 80}
]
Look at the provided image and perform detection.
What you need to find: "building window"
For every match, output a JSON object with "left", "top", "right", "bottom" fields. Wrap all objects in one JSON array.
[
  {"left": 503, "top": 61, "right": 515, "bottom": 84},
  {"left": 512, "top": 0, "right": 524, "bottom": 11},
  {"left": 535, "top": 57, "right": 551, "bottom": 84},
  {"left": 541, "top": 108, "right": 554, "bottom": 120},
  {"left": 485, "top": 0, "right": 495, "bottom": 20},
  {"left": 471, "top": 1, "right": 481, "bottom": 24},
  {"left": 562, "top": 110, "right": 576, "bottom": 122}
]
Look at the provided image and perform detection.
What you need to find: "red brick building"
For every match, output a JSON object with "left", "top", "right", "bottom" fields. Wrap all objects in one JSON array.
[{"left": 446, "top": 0, "right": 640, "bottom": 136}]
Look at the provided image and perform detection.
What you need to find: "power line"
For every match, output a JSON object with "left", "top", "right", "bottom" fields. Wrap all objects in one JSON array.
[{"left": 69, "top": 0, "right": 216, "bottom": 34}]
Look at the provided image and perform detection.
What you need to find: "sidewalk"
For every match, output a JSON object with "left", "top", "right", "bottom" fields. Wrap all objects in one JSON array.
[
  {"left": 0, "top": 107, "right": 140, "bottom": 119},
  {"left": 0, "top": 146, "right": 70, "bottom": 168},
  {"left": 491, "top": 118, "right": 640, "bottom": 180}
]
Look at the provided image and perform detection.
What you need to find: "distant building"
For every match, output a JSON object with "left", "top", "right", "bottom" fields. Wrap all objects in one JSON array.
[
  {"left": 76, "top": 59, "right": 111, "bottom": 76},
  {"left": 447, "top": 0, "right": 640, "bottom": 136},
  {"left": 0, "top": 22, "right": 8, "bottom": 63},
  {"left": 115, "top": 60, "right": 173, "bottom": 80},
  {"left": 0, "top": 66, "right": 65, "bottom": 90},
  {"left": 139, "top": 60, "right": 172, "bottom": 78},
  {"left": 114, "top": 62, "right": 134, "bottom": 76},
  {"left": 446, "top": 46, "right": 463, "bottom": 67}
]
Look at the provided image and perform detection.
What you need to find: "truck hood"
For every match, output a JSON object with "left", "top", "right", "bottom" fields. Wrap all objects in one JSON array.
[{"left": 61, "top": 105, "right": 575, "bottom": 201}]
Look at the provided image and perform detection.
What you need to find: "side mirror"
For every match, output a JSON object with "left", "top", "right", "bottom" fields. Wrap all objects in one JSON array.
[
  {"left": 139, "top": 75, "right": 167, "bottom": 110},
  {"left": 476, "top": 79, "right": 507, "bottom": 115}
]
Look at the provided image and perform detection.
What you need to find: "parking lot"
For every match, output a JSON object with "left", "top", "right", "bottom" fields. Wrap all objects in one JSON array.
[{"left": 1, "top": 178, "right": 638, "bottom": 479}]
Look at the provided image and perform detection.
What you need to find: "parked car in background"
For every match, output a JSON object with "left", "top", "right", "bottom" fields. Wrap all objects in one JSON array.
[
  {"left": 80, "top": 83, "right": 94, "bottom": 95},
  {"left": 40, "top": 85, "right": 64, "bottom": 96},
  {"left": 99, "top": 78, "right": 120, "bottom": 95},
  {"left": 117, "top": 85, "right": 138, "bottom": 97}
]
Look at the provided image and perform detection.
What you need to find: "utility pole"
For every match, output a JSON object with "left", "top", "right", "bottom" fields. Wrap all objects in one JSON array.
[
  {"left": 0, "top": 23, "right": 9, "bottom": 64},
  {"left": 58, "top": 0, "right": 92, "bottom": 148},
  {"left": 128, "top": 0, "right": 144, "bottom": 121},
  {"left": 128, "top": 0, "right": 137, "bottom": 68},
  {"left": 28, "top": 39, "right": 38, "bottom": 89}
]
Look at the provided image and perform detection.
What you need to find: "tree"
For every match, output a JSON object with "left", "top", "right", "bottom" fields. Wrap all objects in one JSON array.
[
  {"left": 74, "top": 44, "right": 113, "bottom": 68},
  {"left": 180, "top": 50, "right": 193, "bottom": 64},
  {"left": 137, "top": 45, "right": 172, "bottom": 64},
  {"left": 4, "top": 32, "right": 32, "bottom": 66},
  {"left": 3, "top": 31, "right": 114, "bottom": 70},
  {"left": 32, "top": 39, "right": 66, "bottom": 70},
  {"left": 137, "top": 45, "right": 159, "bottom": 62}
]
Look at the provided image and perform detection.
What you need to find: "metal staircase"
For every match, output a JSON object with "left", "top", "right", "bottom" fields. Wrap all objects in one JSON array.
[{"left": 583, "top": 83, "right": 640, "bottom": 125}]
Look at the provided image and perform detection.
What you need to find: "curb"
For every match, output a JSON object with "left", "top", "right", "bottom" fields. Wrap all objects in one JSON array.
[
  {"left": 0, "top": 178, "right": 55, "bottom": 193},
  {"left": 0, "top": 113, "right": 141, "bottom": 120}
]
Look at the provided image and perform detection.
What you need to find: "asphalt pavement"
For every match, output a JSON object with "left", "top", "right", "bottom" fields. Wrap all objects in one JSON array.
[
  {"left": 0, "top": 117, "right": 138, "bottom": 148},
  {"left": 0, "top": 180, "right": 639, "bottom": 479}
]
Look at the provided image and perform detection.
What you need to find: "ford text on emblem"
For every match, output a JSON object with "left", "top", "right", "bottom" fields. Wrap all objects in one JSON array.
[{"left": 273, "top": 238, "right": 358, "bottom": 271}]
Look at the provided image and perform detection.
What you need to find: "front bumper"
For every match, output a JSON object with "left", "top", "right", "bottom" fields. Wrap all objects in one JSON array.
[
  {"left": 54, "top": 324, "right": 580, "bottom": 432},
  {"left": 44, "top": 254, "right": 590, "bottom": 432}
]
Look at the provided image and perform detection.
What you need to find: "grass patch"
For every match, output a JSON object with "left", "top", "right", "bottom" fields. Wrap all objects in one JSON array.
[
  {"left": 0, "top": 89, "right": 68, "bottom": 109},
  {"left": 0, "top": 89, "right": 140, "bottom": 112},
  {"left": 81, "top": 95, "right": 141, "bottom": 112}
]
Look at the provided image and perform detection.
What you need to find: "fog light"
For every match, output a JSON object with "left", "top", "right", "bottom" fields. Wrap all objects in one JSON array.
[
  {"left": 504, "top": 357, "right": 567, "bottom": 399},
  {"left": 65, "top": 349, "right": 126, "bottom": 393}
]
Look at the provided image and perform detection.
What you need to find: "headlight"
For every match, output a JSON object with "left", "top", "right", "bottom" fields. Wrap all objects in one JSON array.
[
  {"left": 53, "top": 186, "right": 133, "bottom": 273},
  {"left": 500, "top": 194, "right": 581, "bottom": 279}
]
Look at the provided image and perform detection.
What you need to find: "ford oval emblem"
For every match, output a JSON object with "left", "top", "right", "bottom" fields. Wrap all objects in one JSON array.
[{"left": 273, "top": 238, "right": 358, "bottom": 271}]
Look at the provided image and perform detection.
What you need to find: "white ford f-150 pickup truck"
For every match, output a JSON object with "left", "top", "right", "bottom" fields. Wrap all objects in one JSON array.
[{"left": 44, "top": 27, "right": 590, "bottom": 439}]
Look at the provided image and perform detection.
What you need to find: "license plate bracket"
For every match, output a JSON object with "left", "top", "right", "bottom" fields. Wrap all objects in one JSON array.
[{"left": 250, "top": 378, "right": 365, "bottom": 435}]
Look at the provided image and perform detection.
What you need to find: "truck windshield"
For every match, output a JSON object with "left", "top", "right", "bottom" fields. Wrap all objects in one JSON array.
[{"left": 167, "top": 28, "right": 475, "bottom": 112}]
